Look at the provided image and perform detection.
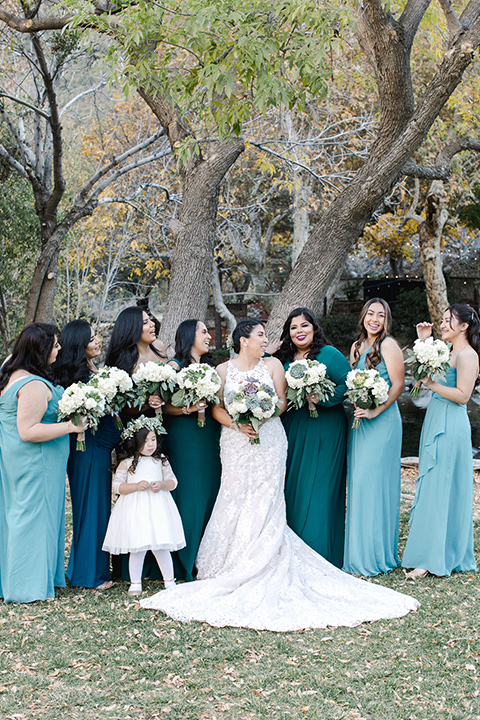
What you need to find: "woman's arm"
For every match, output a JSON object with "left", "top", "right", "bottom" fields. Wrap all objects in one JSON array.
[
  {"left": 353, "top": 337, "right": 404, "bottom": 420},
  {"left": 311, "top": 348, "right": 350, "bottom": 408},
  {"left": 422, "top": 348, "right": 479, "bottom": 404},
  {"left": 264, "top": 357, "right": 287, "bottom": 414},
  {"left": 16, "top": 381, "right": 83, "bottom": 442}
]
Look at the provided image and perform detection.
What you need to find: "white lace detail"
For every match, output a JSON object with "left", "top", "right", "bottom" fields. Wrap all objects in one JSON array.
[{"left": 141, "top": 361, "right": 419, "bottom": 630}]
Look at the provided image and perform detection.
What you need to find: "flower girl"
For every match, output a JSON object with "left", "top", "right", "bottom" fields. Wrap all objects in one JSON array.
[{"left": 102, "top": 415, "right": 185, "bottom": 596}]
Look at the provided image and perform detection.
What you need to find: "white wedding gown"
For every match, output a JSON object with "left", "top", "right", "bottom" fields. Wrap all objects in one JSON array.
[{"left": 141, "top": 360, "right": 418, "bottom": 631}]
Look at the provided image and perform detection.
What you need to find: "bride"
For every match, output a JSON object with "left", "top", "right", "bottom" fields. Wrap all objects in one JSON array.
[{"left": 141, "top": 319, "right": 418, "bottom": 631}]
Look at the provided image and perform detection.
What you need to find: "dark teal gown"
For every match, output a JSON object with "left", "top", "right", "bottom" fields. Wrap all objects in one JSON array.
[
  {"left": 0, "top": 377, "right": 69, "bottom": 603},
  {"left": 164, "top": 359, "right": 222, "bottom": 582},
  {"left": 66, "top": 415, "right": 121, "bottom": 587},
  {"left": 282, "top": 346, "right": 350, "bottom": 568},
  {"left": 402, "top": 367, "right": 476, "bottom": 576},
  {"left": 343, "top": 349, "right": 402, "bottom": 576}
]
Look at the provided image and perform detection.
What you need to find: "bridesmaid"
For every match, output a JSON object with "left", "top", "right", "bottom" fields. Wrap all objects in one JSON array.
[
  {"left": 274, "top": 308, "right": 350, "bottom": 568},
  {"left": 0, "top": 323, "right": 84, "bottom": 602},
  {"left": 162, "top": 320, "right": 222, "bottom": 582},
  {"left": 105, "top": 306, "right": 167, "bottom": 382},
  {"left": 402, "top": 305, "right": 479, "bottom": 578},
  {"left": 343, "top": 298, "right": 405, "bottom": 576},
  {"left": 105, "top": 306, "right": 167, "bottom": 580},
  {"left": 53, "top": 320, "right": 118, "bottom": 590}
]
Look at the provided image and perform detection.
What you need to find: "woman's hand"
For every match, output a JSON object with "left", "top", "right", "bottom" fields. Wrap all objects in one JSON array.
[
  {"left": 353, "top": 405, "right": 380, "bottom": 421},
  {"left": 235, "top": 422, "right": 259, "bottom": 440},
  {"left": 185, "top": 401, "right": 208, "bottom": 414},
  {"left": 148, "top": 394, "right": 164, "bottom": 410},
  {"left": 69, "top": 418, "right": 87, "bottom": 434},
  {"left": 306, "top": 393, "right": 319, "bottom": 405},
  {"left": 416, "top": 322, "right": 433, "bottom": 340}
]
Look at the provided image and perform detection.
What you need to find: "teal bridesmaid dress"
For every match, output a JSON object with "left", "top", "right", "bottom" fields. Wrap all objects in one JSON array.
[
  {"left": 402, "top": 367, "right": 476, "bottom": 576},
  {"left": 165, "top": 360, "right": 222, "bottom": 582},
  {"left": 0, "top": 377, "right": 69, "bottom": 602},
  {"left": 343, "top": 350, "right": 402, "bottom": 576},
  {"left": 282, "top": 346, "right": 349, "bottom": 568},
  {"left": 67, "top": 416, "right": 121, "bottom": 587}
]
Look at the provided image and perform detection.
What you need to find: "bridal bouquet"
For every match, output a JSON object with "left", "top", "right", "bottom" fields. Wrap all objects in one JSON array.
[
  {"left": 88, "top": 366, "right": 134, "bottom": 429},
  {"left": 57, "top": 383, "right": 106, "bottom": 451},
  {"left": 405, "top": 337, "right": 451, "bottom": 397},
  {"left": 171, "top": 363, "right": 222, "bottom": 427},
  {"left": 132, "top": 361, "right": 178, "bottom": 410},
  {"left": 346, "top": 368, "right": 389, "bottom": 429},
  {"left": 224, "top": 376, "right": 278, "bottom": 444},
  {"left": 285, "top": 359, "right": 336, "bottom": 418}
]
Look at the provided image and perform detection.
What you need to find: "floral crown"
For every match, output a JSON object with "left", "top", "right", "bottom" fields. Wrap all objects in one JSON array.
[{"left": 121, "top": 414, "right": 166, "bottom": 441}]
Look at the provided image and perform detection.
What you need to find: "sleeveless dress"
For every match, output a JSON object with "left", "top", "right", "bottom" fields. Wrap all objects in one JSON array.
[
  {"left": 102, "top": 457, "right": 185, "bottom": 554},
  {"left": 141, "top": 360, "right": 418, "bottom": 631},
  {"left": 0, "top": 376, "right": 69, "bottom": 603},
  {"left": 66, "top": 415, "right": 121, "bottom": 587},
  {"left": 343, "top": 349, "right": 402, "bottom": 576},
  {"left": 164, "top": 359, "right": 221, "bottom": 581},
  {"left": 283, "top": 346, "right": 349, "bottom": 568},
  {"left": 402, "top": 367, "right": 476, "bottom": 576}
]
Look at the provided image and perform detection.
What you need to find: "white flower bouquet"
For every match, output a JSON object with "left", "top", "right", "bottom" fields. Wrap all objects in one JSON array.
[
  {"left": 405, "top": 337, "right": 451, "bottom": 397},
  {"left": 57, "top": 383, "right": 106, "bottom": 451},
  {"left": 285, "top": 359, "right": 336, "bottom": 418},
  {"left": 132, "top": 361, "right": 178, "bottom": 411},
  {"left": 88, "top": 366, "right": 134, "bottom": 429},
  {"left": 346, "top": 368, "right": 389, "bottom": 429},
  {"left": 224, "top": 376, "right": 278, "bottom": 445},
  {"left": 171, "top": 363, "right": 222, "bottom": 427}
]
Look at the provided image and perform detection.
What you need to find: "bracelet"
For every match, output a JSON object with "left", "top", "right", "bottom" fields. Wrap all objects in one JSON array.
[{"left": 182, "top": 406, "right": 189, "bottom": 415}]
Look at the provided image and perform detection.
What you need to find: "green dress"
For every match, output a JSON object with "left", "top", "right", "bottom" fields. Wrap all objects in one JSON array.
[
  {"left": 164, "top": 360, "right": 222, "bottom": 581},
  {"left": 282, "top": 346, "right": 350, "bottom": 568},
  {"left": 0, "top": 376, "right": 69, "bottom": 602}
]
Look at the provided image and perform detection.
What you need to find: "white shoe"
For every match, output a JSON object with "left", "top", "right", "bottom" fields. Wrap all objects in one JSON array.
[
  {"left": 164, "top": 579, "right": 176, "bottom": 590},
  {"left": 128, "top": 582, "right": 142, "bottom": 596}
]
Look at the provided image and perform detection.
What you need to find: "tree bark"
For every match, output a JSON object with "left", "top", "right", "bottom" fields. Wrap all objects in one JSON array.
[
  {"left": 418, "top": 182, "right": 449, "bottom": 334},
  {"left": 157, "top": 138, "right": 245, "bottom": 352}
]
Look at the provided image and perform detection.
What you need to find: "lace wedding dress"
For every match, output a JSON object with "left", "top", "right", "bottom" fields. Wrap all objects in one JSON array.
[{"left": 141, "top": 360, "right": 418, "bottom": 631}]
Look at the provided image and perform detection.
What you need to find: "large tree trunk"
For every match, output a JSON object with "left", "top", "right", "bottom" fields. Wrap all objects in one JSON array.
[
  {"left": 418, "top": 182, "right": 449, "bottom": 335},
  {"left": 159, "top": 140, "right": 244, "bottom": 352}
]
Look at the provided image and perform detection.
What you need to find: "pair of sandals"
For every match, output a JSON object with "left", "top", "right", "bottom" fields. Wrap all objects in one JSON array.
[{"left": 404, "top": 568, "right": 429, "bottom": 579}]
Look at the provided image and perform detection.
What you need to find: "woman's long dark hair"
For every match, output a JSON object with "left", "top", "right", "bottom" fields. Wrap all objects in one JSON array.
[
  {"left": 174, "top": 319, "right": 214, "bottom": 368},
  {"left": 352, "top": 297, "right": 392, "bottom": 369},
  {"left": 52, "top": 320, "right": 92, "bottom": 388},
  {"left": 115, "top": 427, "right": 166, "bottom": 474},
  {"left": 448, "top": 304, "right": 480, "bottom": 363},
  {"left": 274, "top": 308, "right": 328, "bottom": 364},
  {"left": 0, "top": 323, "right": 58, "bottom": 392},
  {"left": 105, "top": 306, "right": 162, "bottom": 375}
]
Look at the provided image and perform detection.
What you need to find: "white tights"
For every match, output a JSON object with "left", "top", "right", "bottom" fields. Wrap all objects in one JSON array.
[{"left": 128, "top": 550, "right": 174, "bottom": 584}]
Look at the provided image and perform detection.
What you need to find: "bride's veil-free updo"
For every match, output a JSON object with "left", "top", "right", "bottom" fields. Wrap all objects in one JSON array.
[{"left": 231, "top": 319, "right": 264, "bottom": 354}]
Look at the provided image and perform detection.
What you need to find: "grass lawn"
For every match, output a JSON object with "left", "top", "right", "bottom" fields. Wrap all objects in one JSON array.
[{"left": 0, "top": 487, "right": 479, "bottom": 720}]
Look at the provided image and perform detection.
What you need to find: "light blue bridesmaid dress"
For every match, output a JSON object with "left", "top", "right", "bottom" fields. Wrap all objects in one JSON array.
[
  {"left": 0, "top": 376, "right": 69, "bottom": 602},
  {"left": 402, "top": 367, "right": 476, "bottom": 576},
  {"left": 343, "top": 350, "right": 402, "bottom": 576}
]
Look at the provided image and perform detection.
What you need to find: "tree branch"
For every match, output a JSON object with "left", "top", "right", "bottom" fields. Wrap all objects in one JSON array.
[
  {"left": 59, "top": 80, "right": 107, "bottom": 118},
  {"left": 399, "top": 0, "right": 434, "bottom": 48},
  {"left": 403, "top": 136, "right": 480, "bottom": 178},
  {"left": 0, "top": 92, "right": 51, "bottom": 119},
  {"left": 438, "top": 0, "right": 462, "bottom": 41},
  {"left": 0, "top": 8, "right": 71, "bottom": 32}
]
